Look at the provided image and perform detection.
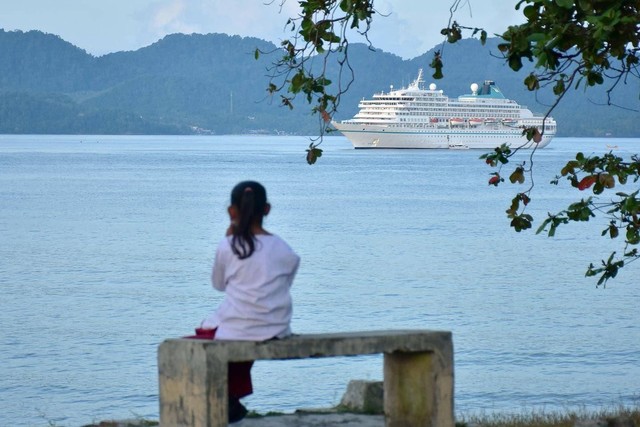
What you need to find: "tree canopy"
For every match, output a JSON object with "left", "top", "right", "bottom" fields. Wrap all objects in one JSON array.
[{"left": 266, "top": 0, "right": 640, "bottom": 285}]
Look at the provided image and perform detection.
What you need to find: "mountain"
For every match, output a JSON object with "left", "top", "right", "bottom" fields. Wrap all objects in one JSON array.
[
  {"left": 327, "top": 38, "right": 640, "bottom": 138},
  {"left": 0, "top": 29, "right": 638, "bottom": 136}
]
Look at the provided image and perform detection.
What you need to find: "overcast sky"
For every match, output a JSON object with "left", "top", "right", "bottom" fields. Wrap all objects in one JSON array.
[{"left": 0, "top": 0, "right": 526, "bottom": 59}]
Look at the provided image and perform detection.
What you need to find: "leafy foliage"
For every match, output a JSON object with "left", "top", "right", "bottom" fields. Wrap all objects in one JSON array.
[
  {"left": 498, "top": 0, "right": 640, "bottom": 99},
  {"left": 477, "top": 135, "right": 640, "bottom": 286},
  {"left": 262, "top": 0, "right": 379, "bottom": 163},
  {"left": 269, "top": 0, "right": 640, "bottom": 284},
  {"left": 537, "top": 152, "right": 640, "bottom": 285},
  {"left": 469, "top": 0, "right": 640, "bottom": 285}
]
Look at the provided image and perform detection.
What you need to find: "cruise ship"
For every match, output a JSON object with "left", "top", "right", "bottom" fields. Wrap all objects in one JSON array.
[{"left": 332, "top": 69, "right": 557, "bottom": 149}]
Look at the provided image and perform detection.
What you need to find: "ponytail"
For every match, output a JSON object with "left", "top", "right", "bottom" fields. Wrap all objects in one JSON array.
[{"left": 229, "top": 181, "right": 267, "bottom": 259}]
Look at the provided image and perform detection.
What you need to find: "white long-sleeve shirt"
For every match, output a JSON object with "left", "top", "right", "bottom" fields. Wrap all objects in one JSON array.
[{"left": 202, "top": 234, "right": 300, "bottom": 340}]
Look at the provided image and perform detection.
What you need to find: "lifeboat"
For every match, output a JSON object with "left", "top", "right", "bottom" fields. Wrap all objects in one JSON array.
[
  {"left": 449, "top": 117, "right": 464, "bottom": 126},
  {"left": 469, "top": 118, "right": 483, "bottom": 126}
]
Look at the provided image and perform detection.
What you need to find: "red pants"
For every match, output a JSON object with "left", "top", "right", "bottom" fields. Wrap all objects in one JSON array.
[{"left": 185, "top": 328, "right": 254, "bottom": 398}]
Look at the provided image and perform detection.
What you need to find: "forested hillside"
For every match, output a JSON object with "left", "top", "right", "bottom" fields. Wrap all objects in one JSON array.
[{"left": 0, "top": 29, "right": 638, "bottom": 136}]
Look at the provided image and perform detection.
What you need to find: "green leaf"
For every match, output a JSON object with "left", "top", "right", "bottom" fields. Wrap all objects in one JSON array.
[
  {"left": 339, "top": 0, "right": 352, "bottom": 12},
  {"left": 536, "top": 217, "right": 553, "bottom": 235},
  {"left": 556, "top": 0, "right": 574, "bottom": 9},
  {"left": 509, "top": 55, "right": 523, "bottom": 71},
  {"left": 523, "top": 5, "right": 539, "bottom": 20},
  {"left": 290, "top": 72, "right": 305, "bottom": 93},
  {"left": 430, "top": 51, "right": 443, "bottom": 80},
  {"left": 480, "top": 30, "right": 487, "bottom": 45},
  {"left": 587, "top": 71, "right": 604, "bottom": 86},
  {"left": 306, "top": 145, "right": 323, "bottom": 165},
  {"left": 524, "top": 74, "right": 539, "bottom": 91},
  {"left": 506, "top": 196, "right": 520, "bottom": 217},
  {"left": 446, "top": 25, "right": 462, "bottom": 43},
  {"left": 509, "top": 167, "right": 525, "bottom": 184},
  {"left": 560, "top": 160, "right": 579, "bottom": 176},
  {"left": 553, "top": 79, "right": 565, "bottom": 95},
  {"left": 510, "top": 214, "right": 533, "bottom": 232},
  {"left": 627, "top": 227, "right": 640, "bottom": 245},
  {"left": 567, "top": 199, "right": 595, "bottom": 221},
  {"left": 527, "top": 32, "right": 546, "bottom": 42},
  {"left": 497, "top": 43, "right": 510, "bottom": 53}
]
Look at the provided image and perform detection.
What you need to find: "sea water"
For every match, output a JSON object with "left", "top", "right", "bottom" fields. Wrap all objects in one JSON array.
[{"left": 1, "top": 135, "right": 639, "bottom": 426}]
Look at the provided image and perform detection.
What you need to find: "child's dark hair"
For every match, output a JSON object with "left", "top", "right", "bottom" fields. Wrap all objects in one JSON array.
[{"left": 230, "top": 181, "right": 267, "bottom": 259}]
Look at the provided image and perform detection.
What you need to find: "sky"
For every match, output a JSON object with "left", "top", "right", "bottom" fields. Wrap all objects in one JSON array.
[{"left": 0, "top": 0, "right": 526, "bottom": 59}]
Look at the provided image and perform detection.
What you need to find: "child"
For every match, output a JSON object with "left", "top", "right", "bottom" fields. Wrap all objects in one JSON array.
[{"left": 193, "top": 181, "right": 300, "bottom": 423}]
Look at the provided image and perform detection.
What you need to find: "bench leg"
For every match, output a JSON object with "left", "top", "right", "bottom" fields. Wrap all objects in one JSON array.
[
  {"left": 158, "top": 340, "right": 228, "bottom": 427},
  {"left": 383, "top": 350, "right": 454, "bottom": 427}
]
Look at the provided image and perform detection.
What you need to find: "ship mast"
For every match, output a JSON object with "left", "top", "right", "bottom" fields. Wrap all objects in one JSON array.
[{"left": 409, "top": 69, "right": 424, "bottom": 90}]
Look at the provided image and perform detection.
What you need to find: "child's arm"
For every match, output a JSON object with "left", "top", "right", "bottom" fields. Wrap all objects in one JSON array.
[{"left": 211, "top": 243, "right": 227, "bottom": 291}]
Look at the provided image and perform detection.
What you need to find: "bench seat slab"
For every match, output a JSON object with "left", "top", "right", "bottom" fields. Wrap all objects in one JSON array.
[{"left": 158, "top": 330, "right": 453, "bottom": 427}]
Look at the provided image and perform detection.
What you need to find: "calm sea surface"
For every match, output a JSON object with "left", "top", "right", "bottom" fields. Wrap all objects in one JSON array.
[{"left": 1, "top": 135, "right": 639, "bottom": 426}]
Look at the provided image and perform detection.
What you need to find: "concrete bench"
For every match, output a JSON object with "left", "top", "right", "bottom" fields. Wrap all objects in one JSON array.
[{"left": 158, "top": 329, "right": 454, "bottom": 427}]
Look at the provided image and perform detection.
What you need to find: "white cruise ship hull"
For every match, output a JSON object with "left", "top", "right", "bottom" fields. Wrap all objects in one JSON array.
[{"left": 332, "top": 122, "right": 553, "bottom": 149}]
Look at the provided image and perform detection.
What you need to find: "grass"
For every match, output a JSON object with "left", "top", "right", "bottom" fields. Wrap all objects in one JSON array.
[
  {"left": 77, "top": 404, "right": 640, "bottom": 427},
  {"left": 455, "top": 405, "right": 640, "bottom": 427},
  {"left": 81, "top": 421, "right": 158, "bottom": 427}
]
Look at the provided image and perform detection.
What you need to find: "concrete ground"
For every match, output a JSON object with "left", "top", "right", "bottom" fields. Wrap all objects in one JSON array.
[
  {"left": 90, "top": 413, "right": 385, "bottom": 427},
  {"left": 239, "top": 412, "right": 384, "bottom": 427}
]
